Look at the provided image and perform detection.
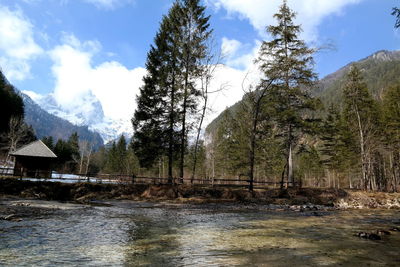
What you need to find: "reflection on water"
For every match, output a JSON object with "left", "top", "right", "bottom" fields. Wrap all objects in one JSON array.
[{"left": 1, "top": 200, "right": 400, "bottom": 266}]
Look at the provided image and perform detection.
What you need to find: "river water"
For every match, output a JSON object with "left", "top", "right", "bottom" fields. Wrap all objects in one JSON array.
[{"left": 1, "top": 200, "right": 400, "bottom": 266}]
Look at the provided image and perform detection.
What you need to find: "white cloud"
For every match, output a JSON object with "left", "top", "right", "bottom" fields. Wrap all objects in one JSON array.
[
  {"left": 205, "top": 65, "right": 249, "bottom": 124},
  {"left": 208, "top": 0, "right": 363, "bottom": 41},
  {"left": 204, "top": 61, "right": 262, "bottom": 126},
  {"left": 49, "top": 33, "right": 259, "bottom": 130},
  {"left": 49, "top": 34, "right": 145, "bottom": 121},
  {"left": 197, "top": 38, "right": 265, "bottom": 125},
  {"left": 83, "top": 0, "right": 135, "bottom": 9},
  {"left": 221, "top": 38, "right": 261, "bottom": 70},
  {"left": 90, "top": 62, "right": 146, "bottom": 121},
  {"left": 0, "top": 6, "right": 43, "bottom": 80},
  {"left": 221, "top": 37, "right": 242, "bottom": 58}
]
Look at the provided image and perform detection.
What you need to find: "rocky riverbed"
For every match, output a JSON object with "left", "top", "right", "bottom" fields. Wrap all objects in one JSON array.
[
  {"left": 1, "top": 199, "right": 400, "bottom": 266},
  {"left": 1, "top": 178, "right": 399, "bottom": 209}
]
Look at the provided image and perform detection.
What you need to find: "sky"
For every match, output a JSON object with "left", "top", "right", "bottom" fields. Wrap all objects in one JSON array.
[{"left": 0, "top": 0, "right": 399, "bottom": 127}]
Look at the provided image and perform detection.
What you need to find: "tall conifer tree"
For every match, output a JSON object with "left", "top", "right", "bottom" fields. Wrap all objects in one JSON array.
[
  {"left": 382, "top": 84, "right": 400, "bottom": 191},
  {"left": 132, "top": 0, "right": 211, "bottom": 182},
  {"left": 132, "top": 3, "right": 182, "bottom": 182},
  {"left": 258, "top": 0, "right": 317, "bottom": 187},
  {"left": 342, "top": 65, "right": 378, "bottom": 190},
  {"left": 176, "top": 0, "right": 212, "bottom": 179}
]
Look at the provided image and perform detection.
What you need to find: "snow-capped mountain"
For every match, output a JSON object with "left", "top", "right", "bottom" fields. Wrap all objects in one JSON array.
[
  {"left": 24, "top": 91, "right": 132, "bottom": 143},
  {"left": 19, "top": 91, "right": 104, "bottom": 148},
  {"left": 38, "top": 91, "right": 105, "bottom": 126},
  {"left": 91, "top": 117, "right": 132, "bottom": 144}
]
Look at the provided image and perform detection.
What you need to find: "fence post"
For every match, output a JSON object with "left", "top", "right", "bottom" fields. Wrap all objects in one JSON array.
[{"left": 132, "top": 174, "right": 135, "bottom": 184}]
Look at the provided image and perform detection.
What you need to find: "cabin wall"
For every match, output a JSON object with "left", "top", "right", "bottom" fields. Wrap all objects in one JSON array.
[{"left": 13, "top": 156, "right": 53, "bottom": 178}]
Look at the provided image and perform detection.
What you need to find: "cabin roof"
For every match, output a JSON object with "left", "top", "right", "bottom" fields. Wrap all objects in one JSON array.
[{"left": 10, "top": 140, "right": 57, "bottom": 158}]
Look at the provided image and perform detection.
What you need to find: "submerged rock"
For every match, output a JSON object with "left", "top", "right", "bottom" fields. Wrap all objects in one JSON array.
[
  {"left": 1, "top": 214, "right": 23, "bottom": 222},
  {"left": 357, "top": 232, "right": 382, "bottom": 240},
  {"left": 376, "top": 229, "right": 391, "bottom": 236},
  {"left": 2, "top": 214, "right": 15, "bottom": 220}
]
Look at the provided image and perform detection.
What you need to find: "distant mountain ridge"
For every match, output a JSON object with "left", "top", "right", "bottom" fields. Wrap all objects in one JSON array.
[
  {"left": 207, "top": 49, "right": 400, "bottom": 132},
  {"left": 316, "top": 50, "right": 400, "bottom": 103},
  {"left": 19, "top": 91, "right": 104, "bottom": 148}
]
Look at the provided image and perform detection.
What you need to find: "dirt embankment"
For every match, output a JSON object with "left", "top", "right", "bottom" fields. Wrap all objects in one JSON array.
[{"left": 0, "top": 178, "right": 399, "bottom": 209}]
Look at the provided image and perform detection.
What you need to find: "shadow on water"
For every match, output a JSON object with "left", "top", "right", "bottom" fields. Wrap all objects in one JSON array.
[{"left": 1, "top": 200, "right": 400, "bottom": 266}]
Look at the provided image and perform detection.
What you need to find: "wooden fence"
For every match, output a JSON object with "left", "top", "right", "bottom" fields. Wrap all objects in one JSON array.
[{"left": 0, "top": 167, "right": 294, "bottom": 189}]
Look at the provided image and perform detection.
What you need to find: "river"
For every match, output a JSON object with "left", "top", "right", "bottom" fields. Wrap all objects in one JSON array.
[{"left": 1, "top": 200, "right": 400, "bottom": 266}]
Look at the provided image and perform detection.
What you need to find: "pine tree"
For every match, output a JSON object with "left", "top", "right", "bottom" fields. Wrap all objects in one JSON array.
[
  {"left": 382, "top": 84, "right": 400, "bottom": 148},
  {"left": 116, "top": 135, "right": 127, "bottom": 173},
  {"left": 320, "top": 104, "right": 359, "bottom": 187},
  {"left": 132, "top": 2, "right": 182, "bottom": 181},
  {"left": 257, "top": 0, "right": 317, "bottom": 187},
  {"left": 132, "top": 0, "right": 212, "bottom": 183},
  {"left": 382, "top": 84, "right": 400, "bottom": 191},
  {"left": 54, "top": 137, "right": 78, "bottom": 172},
  {"left": 126, "top": 145, "right": 140, "bottom": 175},
  {"left": 213, "top": 108, "right": 249, "bottom": 178},
  {"left": 105, "top": 141, "right": 118, "bottom": 173},
  {"left": 68, "top": 132, "right": 80, "bottom": 164},
  {"left": 234, "top": 87, "right": 274, "bottom": 191},
  {"left": 176, "top": 0, "right": 212, "bottom": 180},
  {"left": 320, "top": 105, "right": 342, "bottom": 172},
  {"left": 342, "top": 65, "right": 379, "bottom": 190},
  {"left": 42, "top": 136, "right": 54, "bottom": 151}
]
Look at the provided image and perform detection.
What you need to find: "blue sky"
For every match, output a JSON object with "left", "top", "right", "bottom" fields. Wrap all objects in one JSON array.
[{"left": 0, "top": 0, "right": 399, "bottom": 124}]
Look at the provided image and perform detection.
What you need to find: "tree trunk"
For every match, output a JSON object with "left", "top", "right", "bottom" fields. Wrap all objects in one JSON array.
[
  {"left": 349, "top": 173, "right": 352, "bottom": 189},
  {"left": 288, "top": 141, "right": 294, "bottom": 187},
  {"left": 249, "top": 109, "right": 259, "bottom": 192},
  {"left": 168, "top": 73, "right": 176, "bottom": 184},
  {"left": 354, "top": 105, "right": 367, "bottom": 190},
  {"left": 180, "top": 15, "right": 193, "bottom": 182},
  {"left": 280, "top": 162, "right": 287, "bottom": 189},
  {"left": 191, "top": 88, "right": 207, "bottom": 183},
  {"left": 390, "top": 152, "right": 398, "bottom": 192},
  {"left": 85, "top": 145, "right": 92, "bottom": 181},
  {"left": 180, "top": 86, "right": 188, "bottom": 180},
  {"left": 79, "top": 152, "right": 84, "bottom": 174}
]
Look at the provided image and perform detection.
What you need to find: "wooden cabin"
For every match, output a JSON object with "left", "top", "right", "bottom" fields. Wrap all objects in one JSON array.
[{"left": 10, "top": 140, "right": 57, "bottom": 178}]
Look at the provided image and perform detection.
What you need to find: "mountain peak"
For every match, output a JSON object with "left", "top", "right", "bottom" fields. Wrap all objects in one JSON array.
[
  {"left": 25, "top": 91, "right": 132, "bottom": 143},
  {"left": 316, "top": 49, "right": 400, "bottom": 104},
  {"left": 365, "top": 50, "right": 400, "bottom": 62},
  {"left": 18, "top": 91, "right": 104, "bottom": 148}
]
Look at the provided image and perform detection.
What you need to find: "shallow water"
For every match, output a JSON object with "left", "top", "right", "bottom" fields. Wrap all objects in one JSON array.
[{"left": 1, "top": 200, "right": 400, "bottom": 266}]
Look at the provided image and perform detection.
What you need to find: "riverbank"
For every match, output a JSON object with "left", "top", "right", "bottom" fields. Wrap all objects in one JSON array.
[{"left": 0, "top": 178, "right": 399, "bottom": 209}]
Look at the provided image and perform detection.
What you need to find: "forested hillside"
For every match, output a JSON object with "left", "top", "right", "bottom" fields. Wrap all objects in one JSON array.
[
  {"left": 204, "top": 49, "right": 400, "bottom": 191},
  {"left": 208, "top": 50, "right": 400, "bottom": 134},
  {"left": 316, "top": 50, "right": 400, "bottom": 104},
  {"left": 0, "top": 70, "right": 24, "bottom": 135},
  {"left": 0, "top": 70, "right": 36, "bottom": 159},
  {"left": 202, "top": 4, "right": 400, "bottom": 192}
]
